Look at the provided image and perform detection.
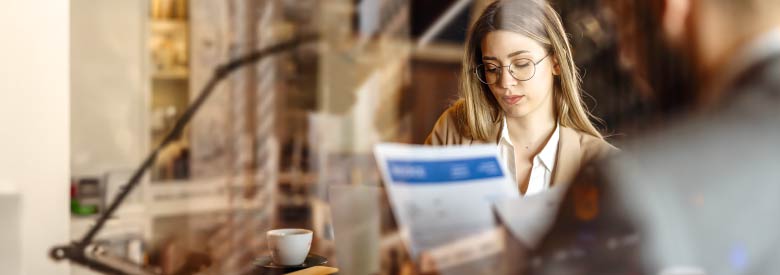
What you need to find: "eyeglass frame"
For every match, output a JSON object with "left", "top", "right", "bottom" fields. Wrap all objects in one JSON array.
[{"left": 474, "top": 52, "right": 551, "bottom": 85}]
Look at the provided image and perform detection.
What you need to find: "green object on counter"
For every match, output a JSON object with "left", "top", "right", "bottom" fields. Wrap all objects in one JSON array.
[{"left": 71, "top": 199, "right": 98, "bottom": 216}]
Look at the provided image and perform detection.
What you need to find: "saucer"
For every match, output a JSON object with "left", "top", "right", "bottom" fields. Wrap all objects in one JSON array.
[{"left": 254, "top": 254, "right": 328, "bottom": 273}]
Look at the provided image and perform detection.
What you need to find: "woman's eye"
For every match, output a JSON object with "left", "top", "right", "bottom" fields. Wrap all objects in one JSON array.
[
  {"left": 486, "top": 66, "right": 501, "bottom": 73},
  {"left": 513, "top": 61, "right": 531, "bottom": 68}
]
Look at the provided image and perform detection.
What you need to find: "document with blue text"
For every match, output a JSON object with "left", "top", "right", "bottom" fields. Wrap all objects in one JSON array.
[{"left": 374, "top": 143, "right": 519, "bottom": 266}]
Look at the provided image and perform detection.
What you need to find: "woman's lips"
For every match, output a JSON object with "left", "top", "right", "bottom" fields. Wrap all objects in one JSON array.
[{"left": 503, "top": 95, "right": 524, "bottom": 105}]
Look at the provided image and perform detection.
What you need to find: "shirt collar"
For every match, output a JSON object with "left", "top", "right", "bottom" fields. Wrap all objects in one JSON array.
[
  {"left": 500, "top": 117, "right": 513, "bottom": 146},
  {"left": 537, "top": 123, "right": 560, "bottom": 171},
  {"left": 500, "top": 118, "right": 560, "bottom": 171}
]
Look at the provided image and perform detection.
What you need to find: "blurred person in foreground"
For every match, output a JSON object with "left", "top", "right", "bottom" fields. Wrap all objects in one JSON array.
[{"left": 530, "top": 0, "right": 780, "bottom": 274}]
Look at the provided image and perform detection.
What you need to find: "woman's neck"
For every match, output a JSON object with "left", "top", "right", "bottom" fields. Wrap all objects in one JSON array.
[{"left": 505, "top": 109, "right": 556, "bottom": 152}]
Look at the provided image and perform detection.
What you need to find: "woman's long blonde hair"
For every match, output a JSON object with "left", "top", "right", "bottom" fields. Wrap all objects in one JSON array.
[{"left": 458, "top": 0, "right": 604, "bottom": 140}]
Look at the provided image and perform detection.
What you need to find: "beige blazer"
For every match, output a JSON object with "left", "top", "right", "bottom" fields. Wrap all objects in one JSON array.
[{"left": 425, "top": 104, "right": 617, "bottom": 187}]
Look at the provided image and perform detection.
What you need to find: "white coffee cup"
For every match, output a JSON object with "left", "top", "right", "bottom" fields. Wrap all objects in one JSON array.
[{"left": 267, "top": 228, "right": 313, "bottom": 266}]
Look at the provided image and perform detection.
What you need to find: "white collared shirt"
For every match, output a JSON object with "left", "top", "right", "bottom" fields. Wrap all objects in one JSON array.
[{"left": 497, "top": 118, "right": 560, "bottom": 196}]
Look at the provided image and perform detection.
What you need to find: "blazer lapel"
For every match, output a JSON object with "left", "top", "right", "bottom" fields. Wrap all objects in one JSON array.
[{"left": 551, "top": 127, "right": 582, "bottom": 187}]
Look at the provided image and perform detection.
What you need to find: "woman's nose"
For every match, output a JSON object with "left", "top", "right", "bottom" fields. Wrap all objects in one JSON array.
[{"left": 498, "top": 67, "right": 517, "bottom": 88}]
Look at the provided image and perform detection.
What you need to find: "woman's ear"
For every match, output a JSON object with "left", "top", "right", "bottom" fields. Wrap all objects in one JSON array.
[{"left": 552, "top": 55, "right": 562, "bottom": 76}]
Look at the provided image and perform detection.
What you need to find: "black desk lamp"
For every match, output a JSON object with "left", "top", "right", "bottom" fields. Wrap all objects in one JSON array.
[
  {"left": 50, "top": 34, "right": 319, "bottom": 275},
  {"left": 49, "top": 1, "right": 474, "bottom": 272}
]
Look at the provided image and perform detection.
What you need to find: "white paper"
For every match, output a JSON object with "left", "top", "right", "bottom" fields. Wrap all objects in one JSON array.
[{"left": 373, "top": 143, "right": 519, "bottom": 259}]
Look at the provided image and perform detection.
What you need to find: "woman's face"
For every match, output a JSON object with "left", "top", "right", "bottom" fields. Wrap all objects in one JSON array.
[{"left": 480, "top": 30, "right": 558, "bottom": 119}]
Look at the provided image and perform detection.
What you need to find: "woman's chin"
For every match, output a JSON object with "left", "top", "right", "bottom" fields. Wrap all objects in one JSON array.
[{"left": 503, "top": 108, "right": 532, "bottom": 118}]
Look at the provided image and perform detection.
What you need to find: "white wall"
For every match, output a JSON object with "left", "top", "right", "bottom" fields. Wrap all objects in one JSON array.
[
  {"left": 70, "top": 0, "right": 147, "bottom": 177},
  {"left": 0, "top": 0, "right": 70, "bottom": 274}
]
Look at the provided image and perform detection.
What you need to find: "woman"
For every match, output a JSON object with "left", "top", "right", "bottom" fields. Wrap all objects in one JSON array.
[{"left": 426, "top": 0, "right": 616, "bottom": 195}]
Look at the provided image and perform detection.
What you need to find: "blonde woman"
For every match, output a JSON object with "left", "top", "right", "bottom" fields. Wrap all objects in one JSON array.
[{"left": 426, "top": 0, "right": 616, "bottom": 195}]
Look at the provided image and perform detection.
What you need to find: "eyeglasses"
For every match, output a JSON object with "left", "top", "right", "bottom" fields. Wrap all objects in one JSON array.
[{"left": 474, "top": 53, "right": 551, "bottom": 85}]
